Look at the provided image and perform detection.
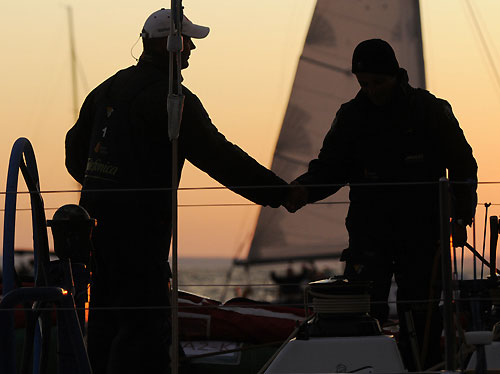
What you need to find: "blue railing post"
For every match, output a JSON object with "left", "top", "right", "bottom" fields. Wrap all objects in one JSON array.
[
  {"left": 1, "top": 138, "right": 93, "bottom": 374},
  {"left": 2, "top": 138, "right": 45, "bottom": 373}
]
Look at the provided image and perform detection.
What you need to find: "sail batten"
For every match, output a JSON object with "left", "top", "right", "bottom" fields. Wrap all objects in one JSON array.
[
  {"left": 300, "top": 56, "right": 352, "bottom": 75},
  {"left": 242, "top": 0, "right": 425, "bottom": 266}
]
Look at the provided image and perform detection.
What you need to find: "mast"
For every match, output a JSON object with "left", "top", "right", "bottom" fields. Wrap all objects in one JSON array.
[{"left": 66, "top": 6, "right": 79, "bottom": 121}]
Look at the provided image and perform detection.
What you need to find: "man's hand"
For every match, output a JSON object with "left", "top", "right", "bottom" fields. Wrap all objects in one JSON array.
[
  {"left": 452, "top": 219, "right": 467, "bottom": 247},
  {"left": 283, "top": 181, "right": 308, "bottom": 213}
]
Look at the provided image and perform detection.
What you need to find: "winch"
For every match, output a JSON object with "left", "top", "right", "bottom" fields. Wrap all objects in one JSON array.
[{"left": 297, "top": 277, "right": 382, "bottom": 339}]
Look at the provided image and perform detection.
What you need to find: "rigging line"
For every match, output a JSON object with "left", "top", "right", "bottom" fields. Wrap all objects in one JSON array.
[
  {"left": 0, "top": 181, "right": 436, "bottom": 195},
  {"left": 463, "top": 0, "right": 500, "bottom": 94},
  {"left": 0, "top": 180, "right": 493, "bottom": 195},
  {"left": 464, "top": 242, "right": 500, "bottom": 275},
  {"left": 7, "top": 200, "right": 498, "bottom": 213},
  {"left": 0, "top": 200, "right": 402, "bottom": 212},
  {"left": 2, "top": 298, "right": 455, "bottom": 313},
  {"left": 180, "top": 283, "right": 280, "bottom": 287},
  {"left": 471, "top": 0, "right": 500, "bottom": 76},
  {"left": 0, "top": 204, "right": 257, "bottom": 212},
  {"left": 310, "top": 200, "right": 350, "bottom": 205},
  {"left": 180, "top": 203, "right": 258, "bottom": 208}
]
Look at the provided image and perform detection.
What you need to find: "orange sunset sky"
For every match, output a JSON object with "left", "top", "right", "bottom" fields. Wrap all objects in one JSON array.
[{"left": 1, "top": 0, "right": 499, "bottom": 260}]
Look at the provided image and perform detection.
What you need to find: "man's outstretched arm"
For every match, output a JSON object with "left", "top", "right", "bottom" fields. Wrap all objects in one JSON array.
[
  {"left": 181, "top": 91, "right": 288, "bottom": 208},
  {"left": 286, "top": 108, "right": 352, "bottom": 212}
]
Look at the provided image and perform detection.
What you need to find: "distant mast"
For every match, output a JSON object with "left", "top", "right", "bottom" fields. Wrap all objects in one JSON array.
[
  {"left": 240, "top": 0, "right": 426, "bottom": 266},
  {"left": 66, "top": 5, "right": 83, "bottom": 195},
  {"left": 66, "top": 6, "right": 79, "bottom": 121}
]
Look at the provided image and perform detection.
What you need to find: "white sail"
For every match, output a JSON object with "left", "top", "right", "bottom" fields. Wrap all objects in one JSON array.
[{"left": 242, "top": 0, "right": 425, "bottom": 265}]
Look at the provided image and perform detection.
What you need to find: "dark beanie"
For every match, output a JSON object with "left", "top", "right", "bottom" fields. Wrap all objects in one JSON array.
[{"left": 352, "top": 39, "right": 399, "bottom": 75}]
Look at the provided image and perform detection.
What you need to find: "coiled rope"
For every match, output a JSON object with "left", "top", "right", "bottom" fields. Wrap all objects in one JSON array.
[{"left": 309, "top": 290, "right": 370, "bottom": 314}]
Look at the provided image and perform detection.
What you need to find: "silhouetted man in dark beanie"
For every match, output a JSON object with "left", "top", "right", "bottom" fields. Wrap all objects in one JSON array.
[
  {"left": 285, "top": 38, "right": 477, "bottom": 370},
  {"left": 352, "top": 39, "right": 400, "bottom": 75}
]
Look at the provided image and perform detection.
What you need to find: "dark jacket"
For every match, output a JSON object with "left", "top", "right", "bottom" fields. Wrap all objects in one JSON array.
[
  {"left": 295, "top": 69, "right": 477, "bottom": 237},
  {"left": 65, "top": 57, "right": 286, "bottom": 228}
]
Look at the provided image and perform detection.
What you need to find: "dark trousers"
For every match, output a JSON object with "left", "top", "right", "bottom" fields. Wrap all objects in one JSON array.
[
  {"left": 343, "top": 233, "right": 443, "bottom": 370},
  {"left": 86, "top": 221, "right": 172, "bottom": 374}
]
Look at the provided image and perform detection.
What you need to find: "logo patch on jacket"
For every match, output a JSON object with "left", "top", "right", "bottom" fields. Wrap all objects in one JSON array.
[
  {"left": 85, "top": 158, "right": 119, "bottom": 181},
  {"left": 404, "top": 153, "right": 424, "bottom": 163}
]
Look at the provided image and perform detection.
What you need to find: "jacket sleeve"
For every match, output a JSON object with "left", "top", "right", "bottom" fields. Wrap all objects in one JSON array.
[
  {"left": 179, "top": 91, "right": 287, "bottom": 208},
  {"left": 433, "top": 99, "right": 478, "bottom": 224},
  {"left": 65, "top": 93, "right": 95, "bottom": 184},
  {"left": 293, "top": 108, "right": 351, "bottom": 203}
]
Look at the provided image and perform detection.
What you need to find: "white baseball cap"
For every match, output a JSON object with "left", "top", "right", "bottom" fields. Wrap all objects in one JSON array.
[{"left": 141, "top": 8, "right": 210, "bottom": 39}]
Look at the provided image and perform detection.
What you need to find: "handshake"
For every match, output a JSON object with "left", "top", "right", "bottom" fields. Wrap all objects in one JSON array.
[{"left": 282, "top": 181, "right": 309, "bottom": 213}]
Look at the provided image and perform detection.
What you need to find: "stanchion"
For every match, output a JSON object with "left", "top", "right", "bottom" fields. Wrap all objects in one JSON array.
[
  {"left": 439, "top": 177, "right": 455, "bottom": 371},
  {"left": 168, "top": 1, "right": 184, "bottom": 373}
]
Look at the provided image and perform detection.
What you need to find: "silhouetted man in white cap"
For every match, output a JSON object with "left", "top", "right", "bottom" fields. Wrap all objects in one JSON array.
[{"left": 66, "top": 8, "right": 286, "bottom": 373}]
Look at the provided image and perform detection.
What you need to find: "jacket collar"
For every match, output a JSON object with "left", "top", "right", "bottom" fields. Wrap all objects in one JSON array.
[
  {"left": 138, "top": 53, "right": 169, "bottom": 74},
  {"left": 137, "top": 53, "right": 185, "bottom": 83}
]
